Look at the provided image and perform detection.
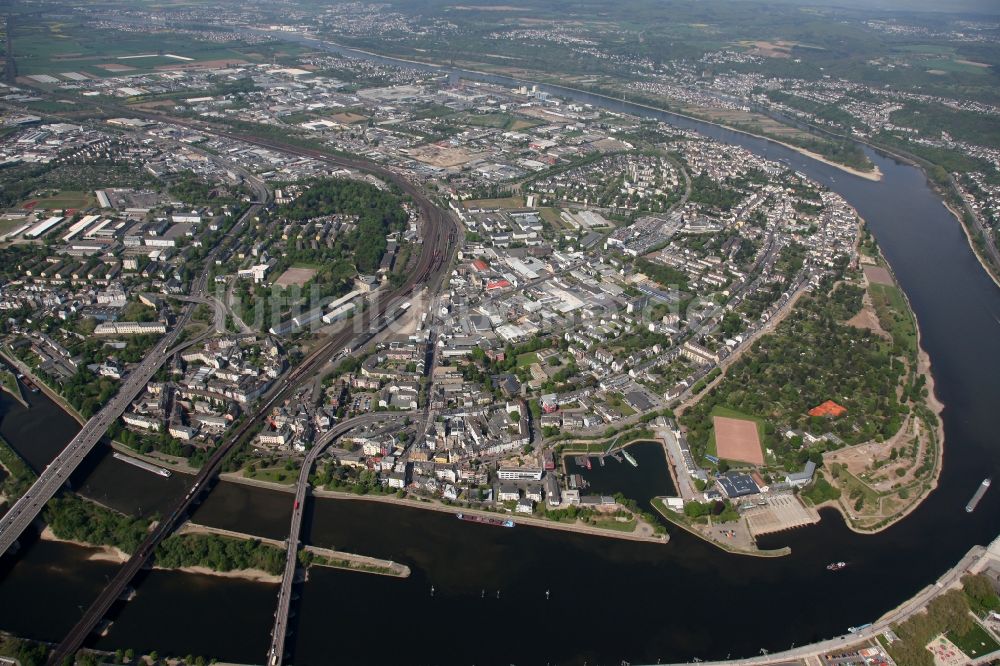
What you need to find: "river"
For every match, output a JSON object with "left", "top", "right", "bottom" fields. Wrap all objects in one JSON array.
[{"left": 0, "top": 35, "right": 999, "bottom": 665}]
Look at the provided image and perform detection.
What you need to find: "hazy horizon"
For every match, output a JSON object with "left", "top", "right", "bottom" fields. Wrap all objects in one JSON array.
[{"left": 736, "top": 0, "right": 1000, "bottom": 16}]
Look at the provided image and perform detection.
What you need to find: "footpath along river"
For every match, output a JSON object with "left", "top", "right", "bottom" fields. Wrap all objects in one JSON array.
[{"left": 0, "top": 37, "right": 999, "bottom": 665}]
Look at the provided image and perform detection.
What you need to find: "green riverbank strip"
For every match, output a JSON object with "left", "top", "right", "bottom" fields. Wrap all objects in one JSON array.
[
  {"left": 0, "top": 369, "right": 26, "bottom": 408},
  {"left": 651, "top": 497, "right": 791, "bottom": 558},
  {"left": 0, "top": 434, "right": 36, "bottom": 507}
]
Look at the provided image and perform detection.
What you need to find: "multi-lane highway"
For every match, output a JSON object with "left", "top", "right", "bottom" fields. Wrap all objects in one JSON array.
[
  {"left": 268, "top": 412, "right": 401, "bottom": 666},
  {"left": 45, "top": 133, "right": 456, "bottom": 664},
  {"left": 0, "top": 193, "right": 267, "bottom": 561},
  {"left": 0, "top": 322, "right": 183, "bottom": 557}
]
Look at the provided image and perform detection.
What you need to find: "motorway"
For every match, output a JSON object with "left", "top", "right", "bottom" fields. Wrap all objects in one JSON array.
[
  {"left": 267, "top": 412, "right": 402, "bottom": 666},
  {"left": 45, "top": 130, "right": 457, "bottom": 664},
  {"left": 0, "top": 315, "right": 185, "bottom": 558},
  {"left": 0, "top": 183, "right": 267, "bottom": 560}
]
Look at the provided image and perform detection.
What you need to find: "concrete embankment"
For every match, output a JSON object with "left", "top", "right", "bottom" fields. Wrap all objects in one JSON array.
[
  {"left": 221, "top": 473, "right": 669, "bottom": 544},
  {"left": 0, "top": 351, "right": 86, "bottom": 425},
  {"left": 0, "top": 368, "right": 27, "bottom": 409},
  {"left": 660, "top": 534, "right": 1000, "bottom": 665}
]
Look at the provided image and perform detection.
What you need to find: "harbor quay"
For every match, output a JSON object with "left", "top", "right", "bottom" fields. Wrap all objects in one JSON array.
[{"left": 652, "top": 532, "right": 1000, "bottom": 666}]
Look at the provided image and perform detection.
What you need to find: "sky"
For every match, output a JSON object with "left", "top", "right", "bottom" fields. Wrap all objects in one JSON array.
[{"left": 774, "top": 0, "right": 1000, "bottom": 14}]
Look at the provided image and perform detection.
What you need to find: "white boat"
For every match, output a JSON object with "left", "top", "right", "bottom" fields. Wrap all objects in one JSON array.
[{"left": 966, "top": 478, "right": 991, "bottom": 513}]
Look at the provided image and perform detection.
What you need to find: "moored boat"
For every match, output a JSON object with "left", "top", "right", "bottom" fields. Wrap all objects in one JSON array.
[
  {"left": 456, "top": 512, "right": 515, "bottom": 528},
  {"left": 966, "top": 478, "right": 991, "bottom": 513}
]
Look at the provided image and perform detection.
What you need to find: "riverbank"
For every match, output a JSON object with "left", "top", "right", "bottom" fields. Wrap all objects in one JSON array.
[
  {"left": 487, "top": 71, "right": 886, "bottom": 181},
  {"left": 508, "top": 74, "right": 891, "bottom": 183},
  {"left": 319, "top": 489, "right": 669, "bottom": 543},
  {"left": 109, "top": 440, "right": 201, "bottom": 475},
  {"left": 38, "top": 527, "right": 282, "bottom": 584},
  {"left": 569, "top": 88, "right": 884, "bottom": 181},
  {"left": 819, "top": 340, "right": 945, "bottom": 536},
  {"left": 818, "top": 246, "right": 946, "bottom": 535},
  {"left": 219, "top": 472, "right": 667, "bottom": 544},
  {"left": 304, "top": 35, "right": 882, "bottom": 182},
  {"left": 0, "top": 351, "right": 86, "bottom": 426},
  {"left": 944, "top": 199, "right": 1000, "bottom": 291},
  {"left": 653, "top": 533, "right": 1000, "bottom": 666},
  {"left": 853, "top": 137, "right": 1000, "bottom": 289},
  {"left": 177, "top": 522, "right": 411, "bottom": 578},
  {"left": 650, "top": 498, "right": 791, "bottom": 558},
  {"left": 0, "top": 369, "right": 26, "bottom": 409}
]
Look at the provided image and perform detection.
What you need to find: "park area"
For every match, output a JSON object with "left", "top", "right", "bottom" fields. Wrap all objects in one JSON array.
[{"left": 944, "top": 621, "right": 999, "bottom": 660}]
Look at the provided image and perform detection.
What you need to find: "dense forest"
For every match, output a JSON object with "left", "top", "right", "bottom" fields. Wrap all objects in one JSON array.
[
  {"left": 688, "top": 173, "right": 744, "bottom": 212},
  {"left": 43, "top": 494, "right": 285, "bottom": 574},
  {"left": 155, "top": 534, "right": 285, "bottom": 575},
  {"left": 233, "top": 177, "right": 408, "bottom": 332},
  {"left": 681, "top": 282, "right": 907, "bottom": 470},
  {"left": 278, "top": 177, "right": 408, "bottom": 274},
  {"left": 44, "top": 495, "right": 150, "bottom": 554}
]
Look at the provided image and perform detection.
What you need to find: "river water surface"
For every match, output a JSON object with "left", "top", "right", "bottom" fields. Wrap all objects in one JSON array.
[{"left": 1, "top": 37, "right": 999, "bottom": 665}]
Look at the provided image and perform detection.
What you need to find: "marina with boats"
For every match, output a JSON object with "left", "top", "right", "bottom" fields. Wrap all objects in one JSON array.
[{"left": 571, "top": 449, "right": 638, "bottom": 471}]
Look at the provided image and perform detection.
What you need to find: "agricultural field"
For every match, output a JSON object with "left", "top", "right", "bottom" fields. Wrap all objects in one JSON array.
[
  {"left": 453, "top": 112, "right": 542, "bottom": 132},
  {"left": 9, "top": 18, "right": 267, "bottom": 78}
]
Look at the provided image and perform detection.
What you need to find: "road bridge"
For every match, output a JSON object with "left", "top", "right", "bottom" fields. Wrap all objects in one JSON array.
[
  {"left": 268, "top": 412, "right": 402, "bottom": 666},
  {"left": 47, "top": 133, "right": 455, "bottom": 665},
  {"left": 0, "top": 198, "right": 265, "bottom": 560}
]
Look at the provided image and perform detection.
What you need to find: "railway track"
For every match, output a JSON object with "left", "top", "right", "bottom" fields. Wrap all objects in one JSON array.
[{"left": 47, "top": 129, "right": 457, "bottom": 664}]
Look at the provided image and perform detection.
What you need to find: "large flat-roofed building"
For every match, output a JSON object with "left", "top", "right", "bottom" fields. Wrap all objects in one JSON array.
[
  {"left": 25, "top": 216, "right": 65, "bottom": 239},
  {"left": 717, "top": 472, "right": 760, "bottom": 498},
  {"left": 497, "top": 466, "right": 543, "bottom": 481},
  {"left": 94, "top": 321, "right": 166, "bottom": 336}
]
